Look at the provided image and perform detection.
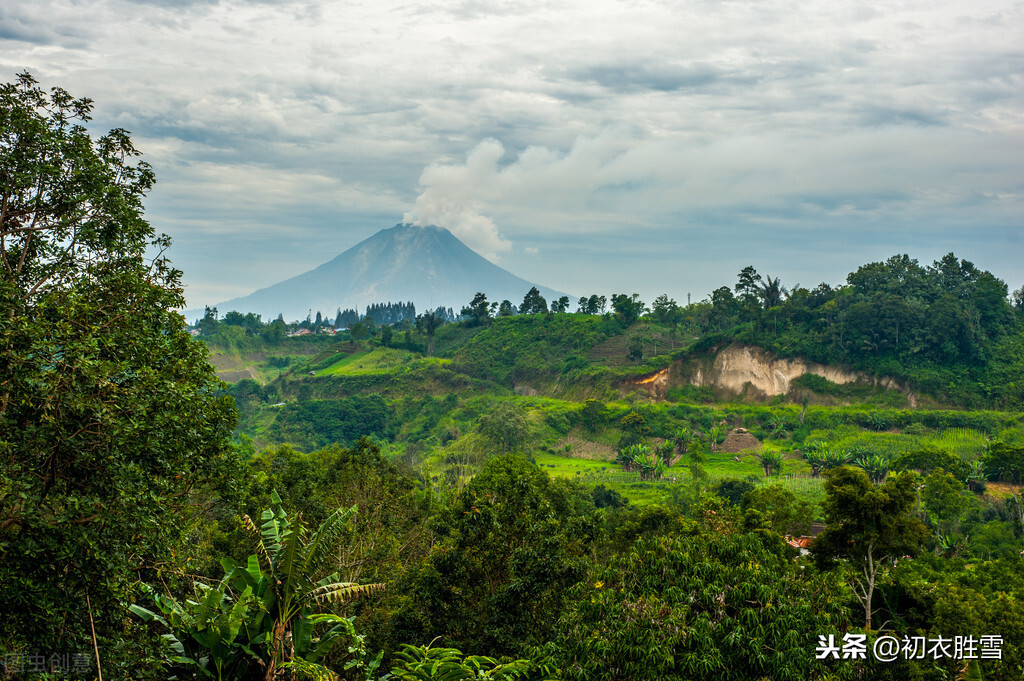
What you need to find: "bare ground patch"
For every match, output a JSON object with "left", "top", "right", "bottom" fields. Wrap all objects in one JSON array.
[
  {"left": 218, "top": 368, "right": 257, "bottom": 383},
  {"left": 985, "top": 481, "right": 1024, "bottom": 499},
  {"left": 558, "top": 435, "right": 617, "bottom": 461},
  {"left": 719, "top": 429, "right": 763, "bottom": 454}
]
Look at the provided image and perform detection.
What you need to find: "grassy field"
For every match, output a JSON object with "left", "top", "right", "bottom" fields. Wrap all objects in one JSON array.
[
  {"left": 534, "top": 450, "right": 827, "bottom": 511},
  {"left": 317, "top": 347, "right": 427, "bottom": 375}
]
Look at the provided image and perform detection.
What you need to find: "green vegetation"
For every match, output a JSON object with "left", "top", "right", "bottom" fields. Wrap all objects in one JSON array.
[
  {"left": 0, "top": 72, "right": 238, "bottom": 674},
  {"left": 6, "top": 74, "right": 1024, "bottom": 680}
]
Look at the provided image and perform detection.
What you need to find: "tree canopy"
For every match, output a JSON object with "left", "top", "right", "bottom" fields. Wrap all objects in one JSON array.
[{"left": 0, "top": 72, "right": 238, "bottom": 665}]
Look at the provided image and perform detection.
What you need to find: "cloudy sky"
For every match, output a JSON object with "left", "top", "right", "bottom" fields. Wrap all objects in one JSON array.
[{"left": 3, "top": 0, "right": 1023, "bottom": 310}]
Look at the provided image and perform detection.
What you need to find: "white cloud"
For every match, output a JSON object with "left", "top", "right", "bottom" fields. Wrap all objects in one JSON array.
[
  {"left": 1, "top": 0, "right": 1021, "bottom": 304},
  {"left": 404, "top": 139, "right": 513, "bottom": 260}
]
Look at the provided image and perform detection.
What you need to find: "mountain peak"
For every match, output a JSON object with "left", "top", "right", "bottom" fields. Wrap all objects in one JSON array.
[{"left": 205, "top": 224, "right": 568, "bottom": 322}]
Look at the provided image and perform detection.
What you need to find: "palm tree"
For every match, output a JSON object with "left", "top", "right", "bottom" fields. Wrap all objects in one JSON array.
[{"left": 757, "top": 275, "right": 788, "bottom": 309}]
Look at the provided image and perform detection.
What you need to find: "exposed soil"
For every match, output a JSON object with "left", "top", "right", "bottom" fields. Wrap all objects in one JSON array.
[
  {"left": 218, "top": 368, "right": 257, "bottom": 383},
  {"left": 623, "top": 367, "right": 671, "bottom": 399},
  {"left": 559, "top": 435, "right": 617, "bottom": 461},
  {"left": 719, "top": 428, "right": 763, "bottom": 454},
  {"left": 985, "top": 482, "right": 1024, "bottom": 498}
]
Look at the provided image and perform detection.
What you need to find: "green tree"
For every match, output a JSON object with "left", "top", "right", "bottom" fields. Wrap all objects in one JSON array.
[
  {"left": 260, "top": 315, "right": 287, "bottom": 343},
  {"left": 199, "top": 305, "right": 221, "bottom": 335},
  {"left": 812, "top": 467, "right": 927, "bottom": 628},
  {"left": 477, "top": 401, "right": 530, "bottom": 455},
  {"left": 550, "top": 295, "right": 569, "bottom": 313},
  {"left": 651, "top": 294, "right": 681, "bottom": 324},
  {"left": 394, "top": 456, "right": 598, "bottom": 656},
  {"left": 921, "top": 468, "right": 968, "bottom": 552},
  {"left": 984, "top": 442, "right": 1024, "bottom": 484},
  {"left": 742, "top": 485, "right": 812, "bottom": 536},
  {"left": 618, "top": 410, "right": 650, "bottom": 449},
  {"left": 554, "top": 515, "right": 851, "bottom": 681},
  {"left": 415, "top": 311, "right": 444, "bottom": 356},
  {"left": 610, "top": 292, "right": 645, "bottom": 326},
  {"left": 578, "top": 293, "right": 606, "bottom": 314},
  {"left": 349, "top": 320, "right": 368, "bottom": 342},
  {"left": 577, "top": 399, "right": 607, "bottom": 433},
  {"left": 461, "top": 292, "right": 494, "bottom": 326},
  {"left": 520, "top": 286, "right": 547, "bottom": 315},
  {"left": 0, "top": 72, "right": 238, "bottom": 669}
]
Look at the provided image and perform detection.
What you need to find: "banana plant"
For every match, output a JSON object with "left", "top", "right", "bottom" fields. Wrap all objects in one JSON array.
[
  {"left": 234, "top": 491, "right": 386, "bottom": 681},
  {"left": 130, "top": 581, "right": 261, "bottom": 681},
  {"left": 705, "top": 425, "right": 724, "bottom": 452},
  {"left": 758, "top": 450, "right": 783, "bottom": 477},
  {"left": 820, "top": 448, "right": 852, "bottom": 471},
  {"left": 616, "top": 444, "right": 665, "bottom": 480},
  {"left": 802, "top": 450, "right": 825, "bottom": 477},
  {"left": 854, "top": 453, "right": 890, "bottom": 484},
  {"left": 656, "top": 441, "right": 675, "bottom": 466},
  {"left": 671, "top": 427, "right": 694, "bottom": 458},
  {"left": 131, "top": 492, "right": 384, "bottom": 681}
]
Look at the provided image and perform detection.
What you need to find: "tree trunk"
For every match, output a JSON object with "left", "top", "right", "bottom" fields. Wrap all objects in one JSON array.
[{"left": 863, "top": 540, "right": 876, "bottom": 629}]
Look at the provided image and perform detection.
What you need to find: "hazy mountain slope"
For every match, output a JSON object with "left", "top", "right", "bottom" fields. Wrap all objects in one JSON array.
[{"left": 204, "top": 224, "right": 570, "bottom": 321}]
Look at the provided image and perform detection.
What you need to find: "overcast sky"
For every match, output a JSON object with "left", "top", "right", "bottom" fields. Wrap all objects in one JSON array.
[{"left": 3, "top": 0, "right": 1023, "bottom": 310}]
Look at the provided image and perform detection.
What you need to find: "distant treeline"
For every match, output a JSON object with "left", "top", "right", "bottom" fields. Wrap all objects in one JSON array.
[{"left": 197, "top": 253, "right": 1024, "bottom": 407}]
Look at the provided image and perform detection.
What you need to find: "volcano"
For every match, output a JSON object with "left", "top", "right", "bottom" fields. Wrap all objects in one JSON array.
[{"left": 205, "top": 224, "right": 570, "bottom": 322}]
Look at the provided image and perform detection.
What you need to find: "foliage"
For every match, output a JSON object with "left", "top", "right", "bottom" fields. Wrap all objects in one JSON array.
[
  {"left": 390, "top": 455, "right": 598, "bottom": 657},
  {"left": 577, "top": 399, "right": 607, "bottom": 432},
  {"left": 553, "top": 518, "right": 851, "bottom": 680},
  {"left": 0, "top": 72, "right": 238, "bottom": 670},
  {"left": 921, "top": 468, "right": 969, "bottom": 551},
  {"left": 616, "top": 444, "right": 666, "bottom": 480},
  {"left": 757, "top": 450, "right": 784, "bottom": 477},
  {"left": 132, "top": 492, "right": 384, "bottom": 681},
  {"left": 450, "top": 314, "right": 613, "bottom": 387},
  {"left": 610, "top": 293, "right": 646, "bottom": 327},
  {"left": 415, "top": 312, "right": 445, "bottom": 356},
  {"left": 461, "top": 292, "right": 494, "bottom": 327},
  {"left": 889, "top": 555, "right": 1024, "bottom": 680},
  {"left": 388, "top": 642, "right": 535, "bottom": 680},
  {"left": 853, "top": 453, "right": 890, "bottom": 484},
  {"left": 477, "top": 401, "right": 530, "bottom": 455},
  {"left": 267, "top": 396, "right": 391, "bottom": 451},
  {"left": 891, "top": 447, "right": 972, "bottom": 482},
  {"left": 984, "top": 442, "right": 1024, "bottom": 483},
  {"left": 520, "top": 287, "right": 548, "bottom": 315},
  {"left": 812, "top": 467, "right": 927, "bottom": 628},
  {"left": 741, "top": 485, "right": 813, "bottom": 535},
  {"left": 243, "top": 438, "right": 427, "bottom": 581},
  {"left": 693, "top": 254, "right": 1022, "bottom": 409},
  {"left": 713, "top": 479, "right": 757, "bottom": 506}
]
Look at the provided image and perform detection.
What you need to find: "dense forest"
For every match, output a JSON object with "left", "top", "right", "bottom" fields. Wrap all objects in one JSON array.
[{"left": 4, "top": 73, "right": 1024, "bottom": 681}]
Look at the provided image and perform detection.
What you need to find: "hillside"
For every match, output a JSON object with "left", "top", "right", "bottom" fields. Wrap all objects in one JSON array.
[
  {"left": 197, "top": 251, "right": 1024, "bottom": 521},
  {"left": 191, "top": 279, "right": 1024, "bottom": 681}
]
